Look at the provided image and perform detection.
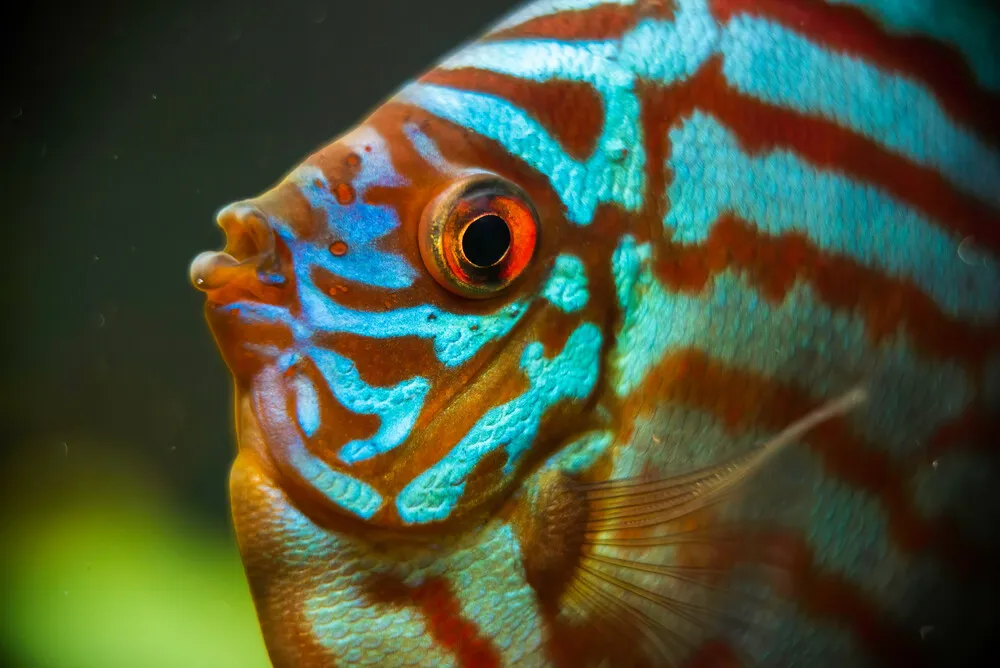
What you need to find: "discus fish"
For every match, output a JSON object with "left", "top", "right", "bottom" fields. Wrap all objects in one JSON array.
[{"left": 190, "top": 1, "right": 1000, "bottom": 666}]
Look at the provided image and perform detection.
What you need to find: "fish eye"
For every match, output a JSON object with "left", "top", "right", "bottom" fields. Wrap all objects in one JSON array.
[{"left": 418, "top": 173, "right": 538, "bottom": 298}]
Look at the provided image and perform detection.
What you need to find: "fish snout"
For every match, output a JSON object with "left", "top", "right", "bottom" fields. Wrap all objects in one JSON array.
[{"left": 190, "top": 203, "right": 284, "bottom": 293}]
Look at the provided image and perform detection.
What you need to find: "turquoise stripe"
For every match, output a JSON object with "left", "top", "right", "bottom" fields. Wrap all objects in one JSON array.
[
  {"left": 611, "top": 238, "right": 972, "bottom": 457},
  {"left": 396, "top": 323, "right": 603, "bottom": 524},
  {"left": 256, "top": 368, "right": 384, "bottom": 520},
  {"left": 665, "top": 112, "right": 1000, "bottom": 320},
  {"left": 397, "top": 38, "right": 645, "bottom": 225},
  {"left": 720, "top": 14, "right": 1000, "bottom": 209},
  {"left": 827, "top": 0, "right": 1000, "bottom": 91}
]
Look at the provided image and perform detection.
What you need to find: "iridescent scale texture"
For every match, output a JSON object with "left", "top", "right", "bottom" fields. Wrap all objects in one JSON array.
[{"left": 197, "top": 0, "right": 1000, "bottom": 665}]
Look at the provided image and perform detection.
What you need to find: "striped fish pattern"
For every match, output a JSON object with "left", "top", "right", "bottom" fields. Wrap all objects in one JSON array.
[{"left": 190, "top": 0, "right": 1000, "bottom": 666}]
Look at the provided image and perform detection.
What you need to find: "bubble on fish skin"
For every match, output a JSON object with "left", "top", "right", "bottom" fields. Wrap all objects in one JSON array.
[{"left": 957, "top": 235, "right": 982, "bottom": 265}]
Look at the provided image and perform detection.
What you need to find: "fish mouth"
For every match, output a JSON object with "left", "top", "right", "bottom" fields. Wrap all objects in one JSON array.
[{"left": 190, "top": 203, "right": 282, "bottom": 293}]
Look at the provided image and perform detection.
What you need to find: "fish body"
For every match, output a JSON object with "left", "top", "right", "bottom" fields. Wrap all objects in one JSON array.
[{"left": 191, "top": 1, "right": 1000, "bottom": 666}]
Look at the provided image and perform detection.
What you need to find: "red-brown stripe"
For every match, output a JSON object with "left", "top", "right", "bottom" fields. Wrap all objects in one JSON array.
[
  {"left": 925, "top": 403, "right": 1000, "bottom": 461},
  {"left": 640, "top": 58, "right": 1000, "bottom": 255},
  {"left": 364, "top": 575, "right": 502, "bottom": 668},
  {"left": 708, "top": 0, "right": 1000, "bottom": 147},
  {"left": 681, "top": 640, "right": 744, "bottom": 668},
  {"left": 653, "top": 215, "right": 1000, "bottom": 370},
  {"left": 420, "top": 67, "right": 606, "bottom": 161},
  {"left": 776, "top": 535, "right": 930, "bottom": 668},
  {"left": 485, "top": 3, "right": 642, "bottom": 42},
  {"left": 635, "top": 349, "right": 993, "bottom": 575}
]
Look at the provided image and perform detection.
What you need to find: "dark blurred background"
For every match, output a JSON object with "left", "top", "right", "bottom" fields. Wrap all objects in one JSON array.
[{"left": 0, "top": 2, "right": 516, "bottom": 665}]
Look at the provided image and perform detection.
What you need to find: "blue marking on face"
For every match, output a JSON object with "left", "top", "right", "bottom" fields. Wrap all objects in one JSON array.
[
  {"left": 396, "top": 322, "right": 604, "bottom": 524},
  {"left": 402, "top": 122, "right": 453, "bottom": 172},
  {"left": 224, "top": 132, "right": 530, "bottom": 369},
  {"left": 282, "top": 128, "right": 418, "bottom": 289},
  {"left": 232, "top": 300, "right": 507, "bottom": 465},
  {"left": 228, "top": 296, "right": 527, "bottom": 368},
  {"left": 309, "top": 347, "right": 430, "bottom": 465},
  {"left": 256, "top": 367, "right": 384, "bottom": 519},
  {"left": 279, "top": 347, "right": 429, "bottom": 465},
  {"left": 666, "top": 112, "right": 1000, "bottom": 320},
  {"left": 396, "top": 38, "right": 645, "bottom": 225},
  {"left": 292, "top": 375, "right": 321, "bottom": 437},
  {"left": 222, "top": 124, "right": 539, "bottom": 483},
  {"left": 543, "top": 254, "right": 589, "bottom": 312}
]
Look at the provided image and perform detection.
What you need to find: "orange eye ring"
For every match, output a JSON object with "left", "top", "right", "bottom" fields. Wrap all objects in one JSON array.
[{"left": 418, "top": 172, "right": 539, "bottom": 298}]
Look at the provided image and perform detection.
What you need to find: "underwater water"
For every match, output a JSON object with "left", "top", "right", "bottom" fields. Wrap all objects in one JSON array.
[{"left": 0, "top": 2, "right": 516, "bottom": 666}]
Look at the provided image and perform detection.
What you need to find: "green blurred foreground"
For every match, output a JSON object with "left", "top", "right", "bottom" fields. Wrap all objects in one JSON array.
[{"left": 3, "top": 449, "right": 270, "bottom": 668}]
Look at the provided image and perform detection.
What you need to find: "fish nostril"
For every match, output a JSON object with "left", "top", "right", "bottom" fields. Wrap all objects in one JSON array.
[
  {"left": 190, "top": 203, "right": 281, "bottom": 292},
  {"left": 218, "top": 204, "right": 276, "bottom": 262}
]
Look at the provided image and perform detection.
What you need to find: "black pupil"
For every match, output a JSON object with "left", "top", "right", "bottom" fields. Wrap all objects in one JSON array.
[{"left": 462, "top": 215, "right": 511, "bottom": 268}]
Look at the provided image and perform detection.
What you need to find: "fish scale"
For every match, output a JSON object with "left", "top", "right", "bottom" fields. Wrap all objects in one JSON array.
[{"left": 191, "top": 0, "right": 1000, "bottom": 665}]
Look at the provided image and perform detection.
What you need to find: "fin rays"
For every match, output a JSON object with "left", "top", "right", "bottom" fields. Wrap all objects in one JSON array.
[{"left": 535, "top": 386, "right": 867, "bottom": 666}]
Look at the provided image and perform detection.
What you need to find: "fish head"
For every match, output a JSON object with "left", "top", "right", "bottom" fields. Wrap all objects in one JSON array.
[{"left": 190, "top": 104, "right": 620, "bottom": 531}]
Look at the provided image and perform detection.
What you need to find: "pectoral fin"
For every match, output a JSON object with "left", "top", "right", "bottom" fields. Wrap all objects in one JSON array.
[{"left": 515, "top": 387, "right": 867, "bottom": 666}]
